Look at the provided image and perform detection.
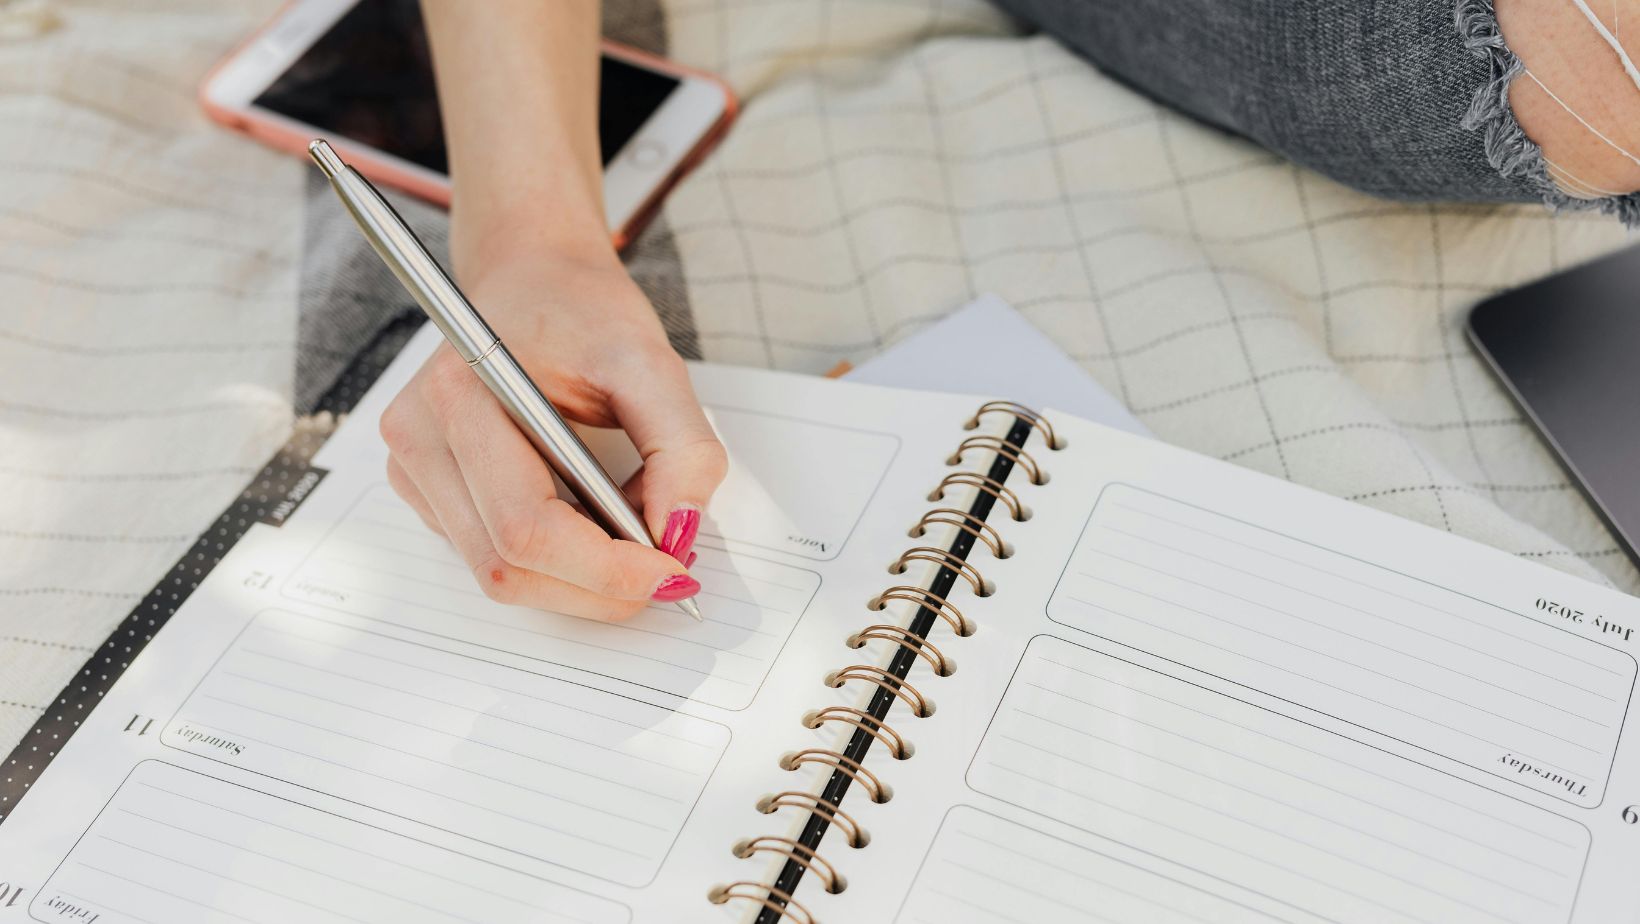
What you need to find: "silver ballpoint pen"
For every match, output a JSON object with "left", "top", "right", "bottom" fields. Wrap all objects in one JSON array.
[{"left": 308, "top": 139, "right": 703, "bottom": 622}]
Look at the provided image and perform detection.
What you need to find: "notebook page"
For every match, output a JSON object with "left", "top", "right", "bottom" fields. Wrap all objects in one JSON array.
[
  {"left": 0, "top": 323, "right": 1015, "bottom": 923},
  {"left": 809, "top": 412, "right": 1640, "bottom": 924},
  {"left": 843, "top": 293, "right": 1149, "bottom": 436}
]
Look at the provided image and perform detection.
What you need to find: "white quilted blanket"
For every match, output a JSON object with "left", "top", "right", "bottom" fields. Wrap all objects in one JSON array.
[{"left": 1, "top": 0, "right": 1634, "bottom": 758}]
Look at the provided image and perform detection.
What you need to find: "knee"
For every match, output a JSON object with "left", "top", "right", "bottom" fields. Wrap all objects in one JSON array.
[{"left": 1496, "top": 0, "right": 1640, "bottom": 197}]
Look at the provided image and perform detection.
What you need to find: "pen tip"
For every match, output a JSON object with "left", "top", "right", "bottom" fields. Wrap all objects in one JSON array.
[
  {"left": 676, "top": 597, "right": 703, "bottom": 622},
  {"left": 307, "top": 139, "right": 343, "bottom": 178}
]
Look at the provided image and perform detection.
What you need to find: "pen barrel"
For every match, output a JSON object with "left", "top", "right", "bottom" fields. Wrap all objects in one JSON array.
[
  {"left": 472, "top": 345, "right": 657, "bottom": 550},
  {"left": 320, "top": 160, "right": 497, "bottom": 364}
]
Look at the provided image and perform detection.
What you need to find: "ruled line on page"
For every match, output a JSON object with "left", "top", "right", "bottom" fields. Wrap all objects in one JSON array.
[
  {"left": 95, "top": 835, "right": 397, "bottom": 924},
  {"left": 318, "top": 555, "right": 784, "bottom": 651},
  {"left": 980, "top": 762, "right": 1477, "bottom": 924},
  {"left": 966, "top": 637, "right": 1590, "bottom": 924},
  {"left": 1082, "top": 550, "right": 1613, "bottom": 717},
  {"left": 108, "top": 809, "right": 488, "bottom": 924},
  {"left": 162, "top": 609, "right": 730, "bottom": 886},
  {"left": 1060, "top": 595, "right": 1600, "bottom": 783},
  {"left": 1026, "top": 659, "right": 1579, "bottom": 855},
  {"left": 896, "top": 806, "right": 1298, "bottom": 924},
  {"left": 993, "top": 724, "right": 1554, "bottom": 903},
  {"left": 72, "top": 862, "right": 267, "bottom": 924},
  {"left": 242, "top": 623, "right": 719, "bottom": 751},
  {"left": 321, "top": 535, "right": 785, "bottom": 638},
  {"left": 176, "top": 716, "right": 657, "bottom": 857},
  {"left": 1108, "top": 500, "right": 1628, "bottom": 681},
  {"left": 31, "top": 762, "right": 628, "bottom": 924},
  {"left": 231, "top": 650, "right": 706, "bottom": 775},
  {"left": 305, "top": 565, "right": 766, "bottom": 664},
  {"left": 209, "top": 671, "right": 693, "bottom": 803},
  {"left": 1097, "top": 519, "right": 1621, "bottom": 698},
  {"left": 127, "top": 781, "right": 607, "bottom": 922},
  {"left": 295, "top": 573, "right": 754, "bottom": 683},
  {"left": 282, "top": 483, "right": 820, "bottom": 710},
  {"left": 1072, "top": 573, "right": 1607, "bottom": 747},
  {"left": 1047, "top": 484, "right": 1635, "bottom": 806}
]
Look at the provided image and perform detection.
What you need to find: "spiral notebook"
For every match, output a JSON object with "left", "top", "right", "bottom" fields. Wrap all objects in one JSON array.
[{"left": 4, "top": 320, "right": 1640, "bottom": 924}]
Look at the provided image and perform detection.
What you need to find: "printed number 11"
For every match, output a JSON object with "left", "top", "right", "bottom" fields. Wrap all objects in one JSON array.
[{"left": 124, "top": 714, "right": 154, "bottom": 736}]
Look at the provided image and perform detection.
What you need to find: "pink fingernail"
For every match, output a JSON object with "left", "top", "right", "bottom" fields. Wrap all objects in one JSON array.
[
  {"left": 660, "top": 506, "right": 701, "bottom": 563},
  {"left": 652, "top": 573, "right": 702, "bottom": 602},
  {"left": 684, "top": 551, "right": 698, "bottom": 569}
]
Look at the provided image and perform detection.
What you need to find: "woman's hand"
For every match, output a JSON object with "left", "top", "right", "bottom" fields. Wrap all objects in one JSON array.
[
  {"left": 379, "top": 245, "right": 727, "bottom": 621},
  {"left": 408, "top": 0, "right": 725, "bottom": 618}
]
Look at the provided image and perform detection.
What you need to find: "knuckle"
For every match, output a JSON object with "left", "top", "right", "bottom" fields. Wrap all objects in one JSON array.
[
  {"left": 378, "top": 400, "right": 416, "bottom": 455},
  {"left": 598, "top": 336, "right": 676, "bottom": 381},
  {"left": 422, "top": 353, "right": 476, "bottom": 422},
  {"left": 630, "top": 337, "right": 681, "bottom": 368},
  {"left": 427, "top": 348, "right": 472, "bottom": 390},
  {"left": 490, "top": 510, "right": 544, "bottom": 566},
  {"left": 586, "top": 562, "right": 636, "bottom": 601},
  {"left": 673, "top": 435, "right": 729, "bottom": 488},
  {"left": 694, "top": 438, "right": 730, "bottom": 484}
]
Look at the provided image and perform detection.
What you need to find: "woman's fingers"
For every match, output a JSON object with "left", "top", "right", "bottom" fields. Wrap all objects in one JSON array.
[
  {"left": 380, "top": 345, "right": 699, "bottom": 620},
  {"left": 602, "top": 344, "right": 728, "bottom": 565},
  {"left": 386, "top": 457, "right": 444, "bottom": 538},
  {"left": 438, "top": 384, "right": 694, "bottom": 603},
  {"left": 394, "top": 419, "right": 650, "bottom": 620}
]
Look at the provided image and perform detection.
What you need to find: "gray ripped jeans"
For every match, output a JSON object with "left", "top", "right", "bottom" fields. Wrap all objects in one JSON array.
[{"left": 990, "top": 0, "right": 1640, "bottom": 223}]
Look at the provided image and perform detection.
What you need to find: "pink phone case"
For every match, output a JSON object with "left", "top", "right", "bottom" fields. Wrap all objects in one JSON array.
[{"left": 199, "top": 6, "right": 737, "bottom": 251}]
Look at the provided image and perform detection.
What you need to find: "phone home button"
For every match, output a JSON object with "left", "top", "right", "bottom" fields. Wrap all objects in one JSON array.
[{"left": 627, "top": 139, "right": 667, "bottom": 169}]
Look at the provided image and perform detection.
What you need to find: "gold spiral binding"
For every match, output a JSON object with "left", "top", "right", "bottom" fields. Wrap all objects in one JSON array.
[
  {"left": 824, "top": 664, "right": 934, "bottom": 717},
  {"left": 780, "top": 749, "right": 893, "bottom": 803},
  {"left": 733, "top": 837, "right": 849, "bottom": 894},
  {"left": 846, "top": 624, "right": 953, "bottom": 677},
  {"left": 802, "top": 705, "right": 915, "bottom": 759},
  {"left": 708, "top": 883, "right": 815, "bottom": 924},
  {"left": 722, "top": 400, "right": 1057, "bottom": 924},
  {"left": 928, "top": 471, "right": 1028, "bottom": 521},
  {"left": 756, "top": 791, "right": 870, "bottom": 847},
  {"left": 868, "top": 585, "right": 974, "bottom": 638},
  {"left": 947, "top": 435, "right": 1048, "bottom": 485},
  {"left": 965, "top": 399, "right": 1065, "bottom": 449},
  {"left": 887, "top": 547, "right": 994, "bottom": 597},
  {"left": 910, "top": 507, "right": 1012, "bottom": 559}
]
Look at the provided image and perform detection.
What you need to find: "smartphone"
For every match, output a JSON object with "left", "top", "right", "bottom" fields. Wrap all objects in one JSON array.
[
  {"left": 1467, "top": 246, "right": 1640, "bottom": 569},
  {"left": 200, "top": 0, "right": 736, "bottom": 249}
]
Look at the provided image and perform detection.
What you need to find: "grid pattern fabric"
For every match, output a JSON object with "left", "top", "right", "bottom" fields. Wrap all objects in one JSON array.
[
  {"left": 656, "top": 0, "right": 1639, "bottom": 589},
  {"left": 0, "top": 1, "right": 304, "bottom": 752}
]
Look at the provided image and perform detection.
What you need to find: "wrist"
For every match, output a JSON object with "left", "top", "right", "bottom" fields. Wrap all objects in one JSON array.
[{"left": 450, "top": 196, "right": 618, "bottom": 284}]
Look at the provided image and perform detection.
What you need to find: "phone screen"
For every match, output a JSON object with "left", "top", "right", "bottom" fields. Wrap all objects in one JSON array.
[{"left": 252, "top": 0, "right": 682, "bottom": 173}]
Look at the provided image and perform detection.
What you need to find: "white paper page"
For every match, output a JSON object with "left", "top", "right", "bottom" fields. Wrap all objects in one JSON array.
[
  {"left": 0, "top": 323, "right": 1018, "bottom": 924},
  {"left": 801, "top": 412, "right": 1640, "bottom": 924},
  {"left": 845, "top": 293, "right": 1149, "bottom": 437}
]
